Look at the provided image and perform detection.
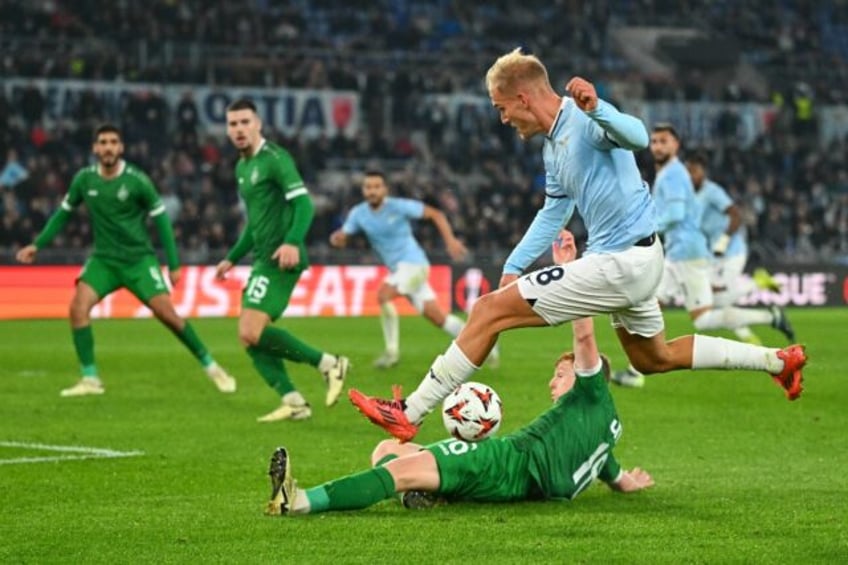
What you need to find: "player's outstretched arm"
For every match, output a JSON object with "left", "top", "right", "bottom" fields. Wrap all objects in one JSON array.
[
  {"left": 151, "top": 212, "right": 181, "bottom": 277},
  {"left": 16, "top": 244, "right": 38, "bottom": 264},
  {"left": 422, "top": 205, "right": 467, "bottom": 262},
  {"left": 502, "top": 196, "right": 575, "bottom": 282},
  {"left": 566, "top": 77, "right": 648, "bottom": 150},
  {"left": 552, "top": 229, "right": 600, "bottom": 370},
  {"left": 608, "top": 467, "right": 654, "bottom": 493},
  {"left": 329, "top": 229, "right": 348, "bottom": 248},
  {"left": 224, "top": 227, "right": 254, "bottom": 264},
  {"left": 712, "top": 203, "right": 743, "bottom": 256},
  {"left": 21, "top": 206, "right": 75, "bottom": 262}
]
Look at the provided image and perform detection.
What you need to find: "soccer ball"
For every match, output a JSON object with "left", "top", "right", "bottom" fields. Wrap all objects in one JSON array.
[{"left": 442, "top": 382, "right": 503, "bottom": 442}]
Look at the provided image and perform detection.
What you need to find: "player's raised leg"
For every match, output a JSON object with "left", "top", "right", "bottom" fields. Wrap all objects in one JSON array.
[
  {"left": 349, "top": 282, "right": 544, "bottom": 441},
  {"left": 615, "top": 327, "right": 806, "bottom": 400},
  {"left": 240, "top": 302, "right": 349, "bottom": 422},
  {"left": 125, "top": 255, "right": 235, "bottom": 393},
  {"left": 147, "top": 293, "right": 236, "bottom": 394},
  {"left": 420, "top": 297, "right": 500, "bottom": 369}
]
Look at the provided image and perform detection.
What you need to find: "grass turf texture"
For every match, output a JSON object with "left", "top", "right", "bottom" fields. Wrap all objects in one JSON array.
[{"left": 1, "top": 310, "right": 846, "bottom": 563}]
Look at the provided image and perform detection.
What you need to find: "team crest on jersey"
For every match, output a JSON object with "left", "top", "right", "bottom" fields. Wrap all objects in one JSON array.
[
  {"left": 250, "top": 167, "right": 259, "bottom": 184},
  {"left": 117, "top": 185, "right": 129, "bottom": 201}
]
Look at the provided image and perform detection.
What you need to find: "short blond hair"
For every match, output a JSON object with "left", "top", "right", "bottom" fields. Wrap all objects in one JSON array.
[{"left": 485, "top": 47, "right": 550, "bottom": 95}]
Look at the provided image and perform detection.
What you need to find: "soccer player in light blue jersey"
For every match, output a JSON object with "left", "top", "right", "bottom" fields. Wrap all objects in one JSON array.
[
  {"left": 612, "top": 126, "right": 794, "bottom": 389},
  {"left": 330, "top": 171, "right": 499, "bottom": 369},
  {"left": 687, "top": 152, "right": 782, "bottom": 343},
  {"left": 349, "top": 49, "right": 806, "bottom": 442}
]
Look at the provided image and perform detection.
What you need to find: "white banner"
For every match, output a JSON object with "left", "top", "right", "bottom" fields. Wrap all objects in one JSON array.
[
  {"left": 1, "top": 78, "right": 359, "bottom": 138},
  {"left": 423, "top": 93, "right": 848, "bottom": 148}
]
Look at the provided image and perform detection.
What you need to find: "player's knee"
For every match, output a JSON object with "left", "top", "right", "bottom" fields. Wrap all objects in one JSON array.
[
  {"left": 630, "top": 352, "right": 674, "bottom": 374},
  {"left": 238, "top": 325, "right": 262, "bottom": 347},
  {"left": 69, "top": 298, "right": 90, "bottom": 323},
  {"left": 370, "top": 440, "right": 398, "bottom": 466},
  {"left": 468, "top": 293, "right": 497, "bottom": 324},
  {"left": 377, "top": 285, "right": 396, "bottom": 304}
]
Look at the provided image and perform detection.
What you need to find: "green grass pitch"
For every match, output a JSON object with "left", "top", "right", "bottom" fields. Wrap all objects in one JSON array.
[{"left": 1, "top": 310, "right": 846, "bottom": 563}]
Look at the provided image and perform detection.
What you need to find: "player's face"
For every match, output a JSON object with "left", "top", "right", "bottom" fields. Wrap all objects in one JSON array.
[
  {"left": 650, "top": 131, "right": 679, "bottom": 165},
  {"left": 685, "top": 161, "right": 705, "bottom": 189},
  {"left": 92, "top": 133, "right": 124, "bottom": 168},
  {"left": 549, "top": 360, "right": 576, "bottom": 402},
  {"left": 362, "top": 175, "right": 388, "bottom": 208},
  {"left": 489, "top": 88, "right": 541, "bottom": 140},
  {"left": 226, "top": 109, "right": 262, "bottom": 152}
]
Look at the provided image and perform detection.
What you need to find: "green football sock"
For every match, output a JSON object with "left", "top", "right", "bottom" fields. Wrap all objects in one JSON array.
[
  {"left": 374, "top": 454, "right": 398, "bottom": 467},
  {"left": 72, "top": 326, "right": 97, "bottom": 377},
  {"left": 257, "top": 327, "right": 322, "bottom": 366},
  {"left": 304, "top": 467, "right": 396, "bottom": 513},
  {"left": 247, "top": 347, "right": 295, "bottom": 396},
  {"left": 171, "top": 322, "right": 213, "bottom": 367}
]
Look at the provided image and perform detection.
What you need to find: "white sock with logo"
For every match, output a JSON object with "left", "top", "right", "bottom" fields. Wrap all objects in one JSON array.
[
  {"left": 714, "top": 278, "right": 755, "bottom": 307},
  {"left": 380, "top": 302, "right": 399, "bottom": 355},
  {"left": 691, "top": 335, "right": 783, "bottom": 373},
  {"left": 405, "top": 341, "right": 478, "bottom": 424},
  {"left": 440, "top": 314, "right": 465, "bottom": 338},
  {"left": 693, "top": 307, "right": 772, "bottom": 331}
]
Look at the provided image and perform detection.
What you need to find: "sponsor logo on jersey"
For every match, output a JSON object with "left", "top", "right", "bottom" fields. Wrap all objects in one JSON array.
[
  {"left": 117, "top": 185, "right": 129, "bottom": 201},
  {"left": 250, "top": 168, "right": 259, "bottom": 184},
  {"left": 87, "top": 190, "right": 98, "bottom": 196}
]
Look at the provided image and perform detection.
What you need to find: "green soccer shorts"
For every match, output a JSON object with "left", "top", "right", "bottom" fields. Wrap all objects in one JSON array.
[
  {"left": 425, "top": 438, "right": 538, "bottom": 502},
  {"left": 78, "top": 255, "right": 169, "bottom": 303},
  {"left": 241, "top": 264, "right": 302, "bottom": 320}
]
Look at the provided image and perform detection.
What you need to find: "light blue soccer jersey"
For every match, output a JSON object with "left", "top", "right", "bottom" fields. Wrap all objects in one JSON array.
[
  {"left": 342, "top": 197, "right": 429, "bottom": 271},
  {"left": 653, "top": 157, "right": 710, "bottom": 261},
  {"left": 697, "top": 178, "right": 746, "bottom": 258},
  {"left": 503, "top": 98, "right": 656, "bottom": 274}
]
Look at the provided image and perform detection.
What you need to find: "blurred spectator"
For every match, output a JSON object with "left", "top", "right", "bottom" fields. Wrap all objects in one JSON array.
[
  {"left": 1, "top": 0, "right": 847, "bottom": 265},
  {"left": 176, "top": 92, "right": 199, "bottom": 136},
  {"left": 0, "top": 149, "right": 28, "bottom": 189}
]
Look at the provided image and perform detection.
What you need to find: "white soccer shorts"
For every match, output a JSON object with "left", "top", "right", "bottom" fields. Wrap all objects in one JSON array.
[
  {"left": 658, "top": 257, "right": 714, "bottom": 312},
  {"left": 386, "top": 262, "right": 435, "bottom": 311},
  {"left": 711, "top": 253, "right": 747, "bottom": 290},
  {"left": 516, "top": 238, "right": 665, "bottom": 338}
]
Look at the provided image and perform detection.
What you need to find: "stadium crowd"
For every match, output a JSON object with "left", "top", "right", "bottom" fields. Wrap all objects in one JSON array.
[{"left": 1, "top": 0, "right": 847, "bottom": 265}]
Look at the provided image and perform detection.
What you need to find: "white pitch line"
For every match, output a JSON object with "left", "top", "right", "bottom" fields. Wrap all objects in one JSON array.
[{"left": 0, "top": 441, "right": 144, "bottom": 465}]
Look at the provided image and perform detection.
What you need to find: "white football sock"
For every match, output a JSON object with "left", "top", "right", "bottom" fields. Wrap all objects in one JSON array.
[
  {"left": 714, "top": 278, "right": 755, "bottom": 307},
  {"left": 283, "top": 391, "right": 307, "bottom": 407},
  {"left": 380, "top": 302, "right": 399, "bottom": 354},
  {"left": 317, "top": 353, "right": 337, "bottom": 373},
  {"left": 405, "top": 341, "right": 478, "bottom": 424},
  {"left": 691, "top": 335, "right": 783, "bottom": 373},
  {"left": 693, "top": 307, "right": 772, "bottom": 331},
  {"left": 734, "top": 326, "right": 755, "bottom": 340},
  {"left": 440, "top": 314, "right": 465, "bottom": 338},
  {"left": 626, "top": 363, "right": 644, "bottom": 377},
  {"left": 290, "top": 488, "right": 311, "bottom": 515}
]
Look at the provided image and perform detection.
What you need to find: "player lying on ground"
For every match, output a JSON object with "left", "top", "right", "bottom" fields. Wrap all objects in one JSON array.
[
  {"left": 264, "top": 314, "right": 652, "bottom": 516},
  {"left": 16, "top": 124, "right": 235, "bottom": 397},
  {"left": 348, "top": 49, "right": 806, "bottom": 443},
  {"left": 330, "top": 170, "right": 499, "bottom": 369}
]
